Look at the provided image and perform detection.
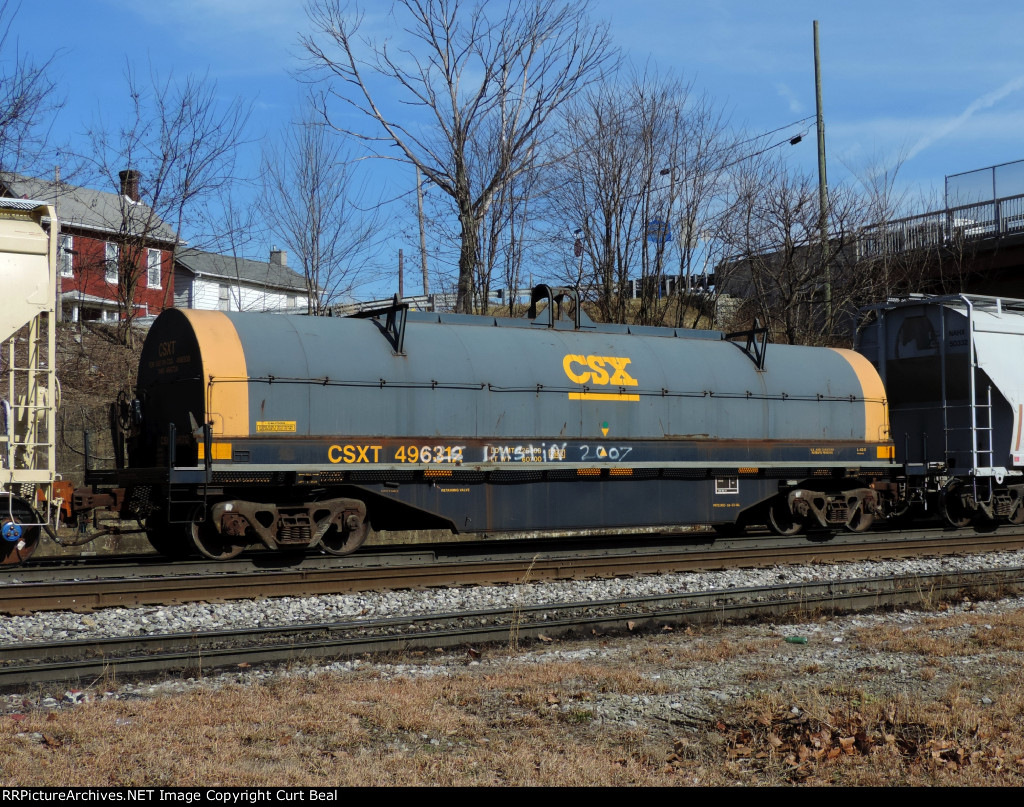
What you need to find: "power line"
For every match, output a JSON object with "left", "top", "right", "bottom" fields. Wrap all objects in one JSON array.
[
  {"left": 657, "top": 116, "right": 814, "bottom": 180},
  {"left": 631, "top": 128, "right": 809, "bottom": 200},
  {"left": 730, "top": 115, "right": 815, "bottom": 151}
]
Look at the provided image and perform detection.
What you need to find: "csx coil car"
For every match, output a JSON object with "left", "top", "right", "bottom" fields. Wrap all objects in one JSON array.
[{"left": 84, "top": 286, "right": 895, "bottom": 559}]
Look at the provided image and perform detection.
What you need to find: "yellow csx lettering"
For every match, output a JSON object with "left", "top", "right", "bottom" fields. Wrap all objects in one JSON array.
[
  {"left": 562, "top": 354, "right": 638, "bottom": 387},
  {"left": 328, "top": 444, "right": 382, "bottom": 464}
]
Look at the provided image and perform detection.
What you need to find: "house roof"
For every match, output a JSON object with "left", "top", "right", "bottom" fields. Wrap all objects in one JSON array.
[
  {"left": 175, "top": 248, "right": 308, "bottom": 293},
  {"left": 0, "top": 173, "right": 178, "bottom": 244}
]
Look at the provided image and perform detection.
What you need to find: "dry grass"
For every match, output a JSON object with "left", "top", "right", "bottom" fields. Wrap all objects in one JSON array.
[
  {"left": 1, "top": 667, "right": 678, "bottom": 787},
  {"left": 851, "top": 608, "right": 1024, "bottom": 657},
  {"left": 628, "top": 631, "right": 772, "bottom": 666},
  {"left": 6, "top": 604, "right": 1024, "bottom": 787}
]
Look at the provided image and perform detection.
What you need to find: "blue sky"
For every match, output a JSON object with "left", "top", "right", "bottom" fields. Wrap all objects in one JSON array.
[{"left": 12, "top": 0, "right": 1024, "bottom": 292}]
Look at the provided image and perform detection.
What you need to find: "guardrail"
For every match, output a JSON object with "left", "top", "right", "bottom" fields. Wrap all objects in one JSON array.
[{"left": 859, "top": 193, "right": 1024, "bottom": 258}]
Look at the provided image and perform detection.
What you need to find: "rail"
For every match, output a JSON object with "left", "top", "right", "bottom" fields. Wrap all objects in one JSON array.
[
  {"left": 3, "top": 565, "right": 1024, "bottom": 689},
  {"left": 5, "top": 525, "right": 1024, "bottom": 615}
]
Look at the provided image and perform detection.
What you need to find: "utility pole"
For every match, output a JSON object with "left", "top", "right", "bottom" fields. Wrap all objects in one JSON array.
[
  {"left": 417, "top": 167, "right": 429, "bottom": 295},
  {"left": 398, "top": 248, "right": 404, "bottom": 299},
  {"left": 814, "top": 20, "right": 831, "bottom": 332}
]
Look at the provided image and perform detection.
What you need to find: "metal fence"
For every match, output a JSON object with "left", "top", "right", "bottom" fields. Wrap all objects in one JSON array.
[{"left": 857, "top": 193, "right": 1024, "bottom": 259}]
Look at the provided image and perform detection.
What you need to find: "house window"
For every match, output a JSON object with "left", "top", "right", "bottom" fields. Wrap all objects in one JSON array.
[
  {"left": 58, "top": 235, "right": 73, "bottom": 278},
  {"left": 147, "top": 248, "right": 161, "bottom": 288},
  {"left": 104, "top": 242, "right": 119, "bottom": 284},
  {"left": 218, "top": 284, "right": 232, "bottom": 311}
]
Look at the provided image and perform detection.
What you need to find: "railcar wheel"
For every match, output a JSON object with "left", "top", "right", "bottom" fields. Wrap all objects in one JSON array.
[
  {"left": 844, "top": 503, "right": 875, "bottom": 533},
  {"left": 190, "top": 509, "right": 246, "bottom": 561},
  {"left": 939, "top": 479, "right": 972, "bottom": 529},
  {"left": 767, "top": 498, "right": 803, "bottom": 536},
  {"left": 0, "top": 497, "right": 41, "bottom": 566},
  {"left": 321, "top": 518, "right": 372, "bottom": 557},
  {"left": 144, "top": 509, "right": 194, "bottom": 559}
]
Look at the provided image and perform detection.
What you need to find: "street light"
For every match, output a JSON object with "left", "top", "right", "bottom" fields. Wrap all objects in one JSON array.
[{"left": 572, "top": 228, "right": 584, "bottom": 293}]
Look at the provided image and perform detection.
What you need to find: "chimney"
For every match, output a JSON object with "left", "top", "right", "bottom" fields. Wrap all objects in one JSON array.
[
  {"left": 119, "top": 169, "right": 141, "bottom": 202},
  {"left": 270, "top": 246, "right": 287, "bottom": 267}
]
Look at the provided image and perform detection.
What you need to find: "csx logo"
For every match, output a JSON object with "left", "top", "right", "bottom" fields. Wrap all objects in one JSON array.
[{"left": 562, "top": 355, "right": 638, "bottom": 387}]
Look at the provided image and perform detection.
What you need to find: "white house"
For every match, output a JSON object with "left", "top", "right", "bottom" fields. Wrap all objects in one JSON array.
[{"left": 174, "top": 248, "right": 310, "bottom": 313}]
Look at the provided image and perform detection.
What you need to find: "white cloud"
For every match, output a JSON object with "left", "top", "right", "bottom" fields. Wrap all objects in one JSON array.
[
  {"left": 774, "top": 82, "right": 804, "bottom": 114},
  {"left": 905, "top": 75, "right": 1024, "bottom": 161}
]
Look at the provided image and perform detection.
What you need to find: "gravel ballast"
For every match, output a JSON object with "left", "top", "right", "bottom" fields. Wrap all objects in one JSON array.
[{"left": 2, "top": 548, "right": 1023, "bottom": 643}]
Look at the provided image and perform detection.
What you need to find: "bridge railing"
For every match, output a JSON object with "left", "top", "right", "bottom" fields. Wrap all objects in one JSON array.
[{"left": 858, "top": 193, "right": 1024, "bottom": 259}]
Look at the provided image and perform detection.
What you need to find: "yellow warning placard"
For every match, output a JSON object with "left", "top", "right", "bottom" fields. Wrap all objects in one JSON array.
[{"left": 256, "top": 420, "right": 297, "bottom": 433}]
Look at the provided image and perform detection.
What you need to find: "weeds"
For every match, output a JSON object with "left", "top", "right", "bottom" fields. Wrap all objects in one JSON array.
[{"left": 508, "top": 555, "right": 538, "bottom": 654}]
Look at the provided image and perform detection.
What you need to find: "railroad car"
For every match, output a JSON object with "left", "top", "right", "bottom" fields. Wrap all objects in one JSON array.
[
  {"left": 79, "top": 286, "right": 896, "bottom": 559},
  {"left": 856, "top": 294, "right": 1024, "bottom": 527},
  {"left": 0, "top": 199, "right": 59, "bottom": 566}
]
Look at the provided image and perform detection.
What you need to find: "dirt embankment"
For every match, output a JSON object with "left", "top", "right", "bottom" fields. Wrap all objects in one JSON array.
[{"left": 54, "top": 322, "right": 142, "bottom": 488}]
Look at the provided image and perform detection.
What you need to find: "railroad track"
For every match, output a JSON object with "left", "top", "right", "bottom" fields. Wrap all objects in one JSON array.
[
  {"left": 1, "top": 524, "right": 1022, "bottom": 615},
  {"left": 2, "top": 566, "right": 1022, "bottom": 690}
]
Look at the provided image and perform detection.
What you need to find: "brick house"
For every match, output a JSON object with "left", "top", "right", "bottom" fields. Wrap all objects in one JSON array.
[{"left": 0, "top": 171, "right": 177, "bottom": 323}]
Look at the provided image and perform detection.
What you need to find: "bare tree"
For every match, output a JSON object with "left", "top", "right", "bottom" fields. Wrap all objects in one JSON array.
[
  {"left": 718, "top": 155, "right": 869, "bottom": 346},
  {"left": 261, "top": 102, "right": 382, "bottom": 314},
  {"left": 0, "top": 1, "right": 61, "bottom": 173},
  {"left": 84, "top": 67, "right": 250, "bottom": 345},
  {"left": 202, "top": 187, "right": 263, "bottom": 312},
  {"left": 659, "top": 92, "right": 737, "bottom": 329},
  {"left": 550, "top": 80, "right": 650, "bottom": 323},
  {"left": 301, "top": 0, "right": 616, "bottom": 312},
  {"left": 472, "top": 139, "right": 543, "bottom": 314},
  {"left": 839, "top": 149, "right": 974, "bottom": 309},
  {"left": 549, "top": 71, "right": 733, "bottom": 325}
]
